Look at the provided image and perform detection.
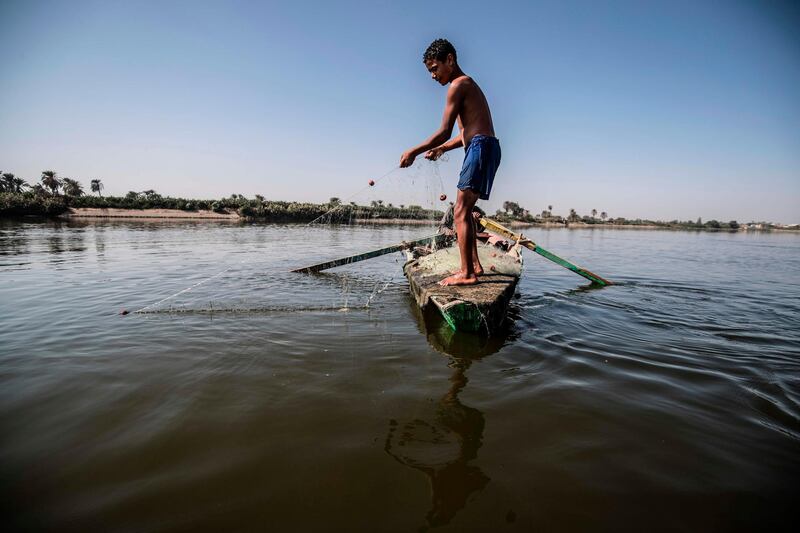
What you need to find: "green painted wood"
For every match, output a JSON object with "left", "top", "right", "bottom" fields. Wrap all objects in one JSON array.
[
  {"left": 441, "top": 308, "right": 458, "bottom": 330},
  {"left": 440, "top": 302, "right": 484, "bottom": 332},
  {"left": 291, "top": 233, "right": 447, "bottom": 273},
  {"left": 480, "top": 218, "right": 612, "bottom": 286}
]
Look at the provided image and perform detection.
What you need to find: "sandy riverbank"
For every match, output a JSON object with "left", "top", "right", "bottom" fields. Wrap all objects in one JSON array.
[
  {"left": 511, "top": 222, "right": 664, "bottom": 230},
  {"left": 57, "top": 209, "right": 795, "bottom": 231},
  {"left": 56, "top": 209, "right": 609, "bottom": 227},
  {"left": 59, "top": 208, "right": 439, "bottom": 225},
  {"left": 60, "top": 208, "right": 240, "bottom": 219}
]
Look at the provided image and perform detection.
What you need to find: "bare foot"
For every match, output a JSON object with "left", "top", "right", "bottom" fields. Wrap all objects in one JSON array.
[
  {"left": 450, "top": 264, "right": 484, "bottom": 276},
  {"left": 439, "top": 272, "right": 479, "bottom": 286}
]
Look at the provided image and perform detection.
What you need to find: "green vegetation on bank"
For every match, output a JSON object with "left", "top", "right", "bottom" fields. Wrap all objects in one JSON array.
[
  {"left": 0, "top": 171, "right": 441, "bottom": 222},
  {"left": 492, "top": 201, "right": 798, "bottom": 231},
  {"left": 1, "top": 170, "right": 796, "bottom": 230}
]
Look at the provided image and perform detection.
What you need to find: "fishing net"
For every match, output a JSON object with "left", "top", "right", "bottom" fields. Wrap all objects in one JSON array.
[
  {"left": 132, "top": 158, "right": 456, "bottom": 316},
  {"left": 307, "top": 155, "right": 453, "bottom": 227}
]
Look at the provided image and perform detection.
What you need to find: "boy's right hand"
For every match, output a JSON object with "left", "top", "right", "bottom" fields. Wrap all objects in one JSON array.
[{"left": 425, "top": 148, "right": 444, "bottom": 161}]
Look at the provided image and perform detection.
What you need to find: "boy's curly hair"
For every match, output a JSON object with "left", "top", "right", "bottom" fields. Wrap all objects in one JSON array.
[{"left": 423, "top": 39, "right": 457, "bottom": 63}]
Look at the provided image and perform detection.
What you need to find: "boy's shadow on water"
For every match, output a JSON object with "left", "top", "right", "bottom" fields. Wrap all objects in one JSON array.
[{"left": 382, "top": 302, "right": 519, "bottom": 528}]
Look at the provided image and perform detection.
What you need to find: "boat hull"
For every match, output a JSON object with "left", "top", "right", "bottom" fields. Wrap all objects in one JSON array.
[{"left": 403, "top": 242, "right": 522, "bottom": 333}]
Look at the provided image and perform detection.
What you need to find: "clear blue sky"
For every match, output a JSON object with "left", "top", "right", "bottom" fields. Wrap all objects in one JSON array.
[{"left": 1, "top": 0, "right": 798, "bottom": 222}]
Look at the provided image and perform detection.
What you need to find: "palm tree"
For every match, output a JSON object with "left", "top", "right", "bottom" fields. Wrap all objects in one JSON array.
[
  {"left": 31, "top": 184, "right": 47, "bottom": 196},
  {"left": 569, "top": 208, "right": 578, "bottom": 222},
  {"left": 41, "top": 170, "right": 61, "bottom": 195},
  {"left": 1, "top": 173, "right": 15, "bottom": 192},
  {"left": 90, "top": 179, "right": 104, "bottom": 197},
  {"left": 591, "top": 209, "right": 597, "bottom": 221},
  {"left": 601, "top": 211, "right": 607, "bottom": 222},
  {"left": 10, "top": 176, "right": 29, "bottom": 193},
  {"left": 255, "top": 194, "right": 265, "bottom": 202},
  {"left": 61, "top": 178, "right": 84, "bottom": 197},
  {"left": 503, "top": 201, "right": 523, "bottom": 216},
  {"left": 329, "top": 197, "right": 341, "bottom": 206}
]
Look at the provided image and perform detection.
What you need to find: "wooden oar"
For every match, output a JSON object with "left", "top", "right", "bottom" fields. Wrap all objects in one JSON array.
[
  {"left": 291, "top": 233, "right": 448, "bottom": 273},
  {"left": 480, "top": 218, "right": 612, "bottom": 286}
]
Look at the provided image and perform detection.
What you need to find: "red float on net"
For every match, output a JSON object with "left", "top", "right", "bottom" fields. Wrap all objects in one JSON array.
[
  {"left": 368, "top": 180, "right": 375, "bottom": 186},
  {"left": 439, "top": 193, "right": 447, "bottom": 201}
]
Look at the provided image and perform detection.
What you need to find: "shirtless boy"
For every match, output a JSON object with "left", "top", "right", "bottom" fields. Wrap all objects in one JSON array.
[{"left": 400, "top": 38, "right": 500, "bottom": 286}]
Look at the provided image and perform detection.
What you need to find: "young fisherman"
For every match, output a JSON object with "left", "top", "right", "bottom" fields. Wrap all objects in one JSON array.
[{"left": 400, "top": 38, "right": 501, "bottom": 286}]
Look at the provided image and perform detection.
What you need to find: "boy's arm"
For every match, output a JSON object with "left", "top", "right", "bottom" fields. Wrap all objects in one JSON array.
[
  {"left": 400, "top": 82, "right": 464, "bottom": 167},
  {"left": 442, "top": 136, "right": 463, "bottom": 151},
  {"left": 425, "top": 134, "right": 463, "bottom": 160}
]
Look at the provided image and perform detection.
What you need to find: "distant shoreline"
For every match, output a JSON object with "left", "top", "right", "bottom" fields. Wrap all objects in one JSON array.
[
  {"left": 511, "top": 222, "right": 799, "bottom": 232},
  {"left": 2, "top": 191, "right": 795, "bottom": 229},
  {"left": 49, "top": 208, "right": 800, "bottom": 232},
  {"left": 58, "top": 208, "right": 439, "bottom": 225},
  {"left": 61, "top": 207, "right": 240, "bottom": 219}
]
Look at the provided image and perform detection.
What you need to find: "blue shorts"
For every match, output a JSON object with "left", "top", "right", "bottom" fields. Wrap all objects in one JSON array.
[{"left": 457, "top": 135, "right": 501, "bottom": 200}]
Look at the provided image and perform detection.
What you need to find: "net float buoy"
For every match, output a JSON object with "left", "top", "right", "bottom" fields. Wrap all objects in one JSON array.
[
  {"left": 368, "top": 179, "right": 375, "bottom": 186},
  {"left": 439, "top": 193, "right": 447, "bottom": 201},
  {"left": 120, "top": 309, "right": 129, "bottom": 315}
]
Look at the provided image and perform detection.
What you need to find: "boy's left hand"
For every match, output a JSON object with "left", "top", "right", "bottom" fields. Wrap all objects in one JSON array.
[
  {"left": 400, "top": 150, "right": 416, "bottom": 168},
  {"left": 425, "top": 148, "right": 444, "bottom": 161}
]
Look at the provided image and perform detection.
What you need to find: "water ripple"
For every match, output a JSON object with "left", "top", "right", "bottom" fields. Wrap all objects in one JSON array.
[{"left": 2, "top": 220, "right": 799, "bottom": 530}]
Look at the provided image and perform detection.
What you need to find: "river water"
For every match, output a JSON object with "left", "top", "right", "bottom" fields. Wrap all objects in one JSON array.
[{"left": 1, "top": 219, "right": 798, "bottom": 531}]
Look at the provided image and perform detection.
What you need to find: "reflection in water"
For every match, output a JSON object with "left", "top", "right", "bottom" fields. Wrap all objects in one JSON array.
[
  {"left": 93, "top": 224, "right": 106, "bottom": 261},
  {"left": 0, "top": 220, "right": 88, "bottom": 267},
  {"left": 385, "top": 359, "right": 489, "bottom": 528},
  {"left": 383, "top": 299, "right": 520, "bottom": 527},
  {"left": 46, "top": 226, "right": 88, "bottom": 265},
  {"left": 0, "top": 220, "right": 32, "bottom": 258},
  {"left": 407, "top": 297, "right": 518, "bottom": 359}
]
